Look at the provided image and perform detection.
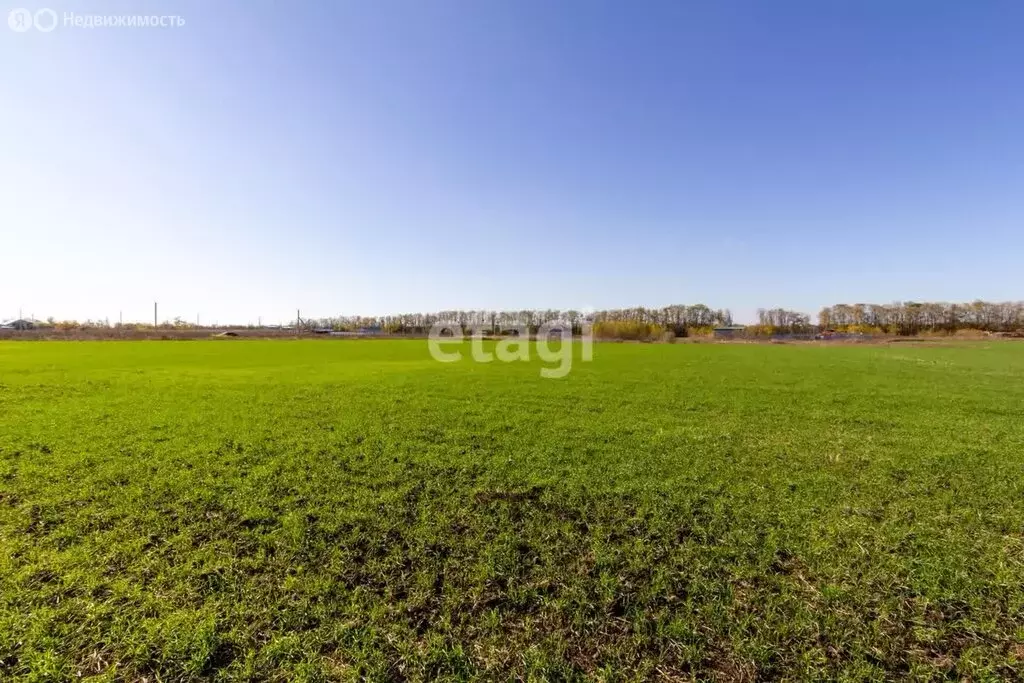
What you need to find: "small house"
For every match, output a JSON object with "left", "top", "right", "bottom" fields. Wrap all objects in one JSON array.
[{"left": 0, "top": 319, "right": 37, "bottom": 330}]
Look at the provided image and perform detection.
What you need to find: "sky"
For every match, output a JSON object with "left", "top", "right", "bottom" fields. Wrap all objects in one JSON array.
[{"left": 2, "top": 1, "right": 1022, "bottom": 325}]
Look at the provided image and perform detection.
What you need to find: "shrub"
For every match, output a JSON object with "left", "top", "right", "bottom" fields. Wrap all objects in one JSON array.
[
  {"left": 593, "top": 321, "right": 665, "bottom": 341},
  {"left": 687, "top": 326, "right": 716, "bottom": 338}
]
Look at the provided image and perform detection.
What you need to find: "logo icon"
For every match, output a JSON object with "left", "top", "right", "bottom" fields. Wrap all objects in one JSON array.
[
  {"left": 8, "top": 8, "right": 57, "bottom": 32},
  {"left": 33, "top": 8, "right": 57, "bottom": 32},
  {"left": 8, "top": 8, "right": 32, "bottom": 31}
]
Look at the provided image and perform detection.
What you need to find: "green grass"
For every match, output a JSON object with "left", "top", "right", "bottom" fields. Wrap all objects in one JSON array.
[{"left": 2, "top": 339, "right": 1024, "bottom": 681}]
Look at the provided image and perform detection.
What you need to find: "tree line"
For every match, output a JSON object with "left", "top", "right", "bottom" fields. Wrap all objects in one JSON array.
[
  {"left": 302, "top": 301, "right": 1024, "bottom": 337},
  {"left": 12, "top": 300, "right": 1023, "bottom": 338},
  {"left": 749, "top": 308, "right": 813, "bottom": 334},
  {"left": 299, "top": 304, "right": 735, "bottom": 339},
  {"left": 818, "top": 301, "right": 1024, "bottom": 335}
]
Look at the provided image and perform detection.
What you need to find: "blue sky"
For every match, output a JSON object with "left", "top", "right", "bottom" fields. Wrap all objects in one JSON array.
[{"left": 2, "top": 1, "right": 1022, "bottom": 324}]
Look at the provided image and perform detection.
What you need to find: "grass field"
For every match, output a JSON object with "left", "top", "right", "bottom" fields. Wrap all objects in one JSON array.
[{"left": 1, "top": 340, "right": 1023, "bottom": 681}]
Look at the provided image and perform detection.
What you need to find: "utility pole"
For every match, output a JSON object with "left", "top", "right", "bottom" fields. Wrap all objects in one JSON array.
[{"left": 154, "top": 302, "right": 158, "bottom": 328}]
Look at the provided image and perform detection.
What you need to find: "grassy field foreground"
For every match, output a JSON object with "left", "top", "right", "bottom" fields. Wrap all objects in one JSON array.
[{"left": 1, "top": 340, "right": 1024, "bottom": 680}]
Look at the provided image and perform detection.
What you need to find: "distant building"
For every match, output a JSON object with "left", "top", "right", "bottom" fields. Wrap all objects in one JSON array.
[
  {"left": 0, "top": 319, "right": 37, "bottom": 330},
  {"left": 713, "top": 325, "right": 746, "bottom": 339}
]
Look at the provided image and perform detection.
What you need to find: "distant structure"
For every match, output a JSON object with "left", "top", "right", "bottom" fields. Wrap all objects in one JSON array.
[
  {"left": 0, "top": 319, "right": 38, "bottom": 330},
  {"left": 713, "top": 325, "right": 746, "bottom": 339}
]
